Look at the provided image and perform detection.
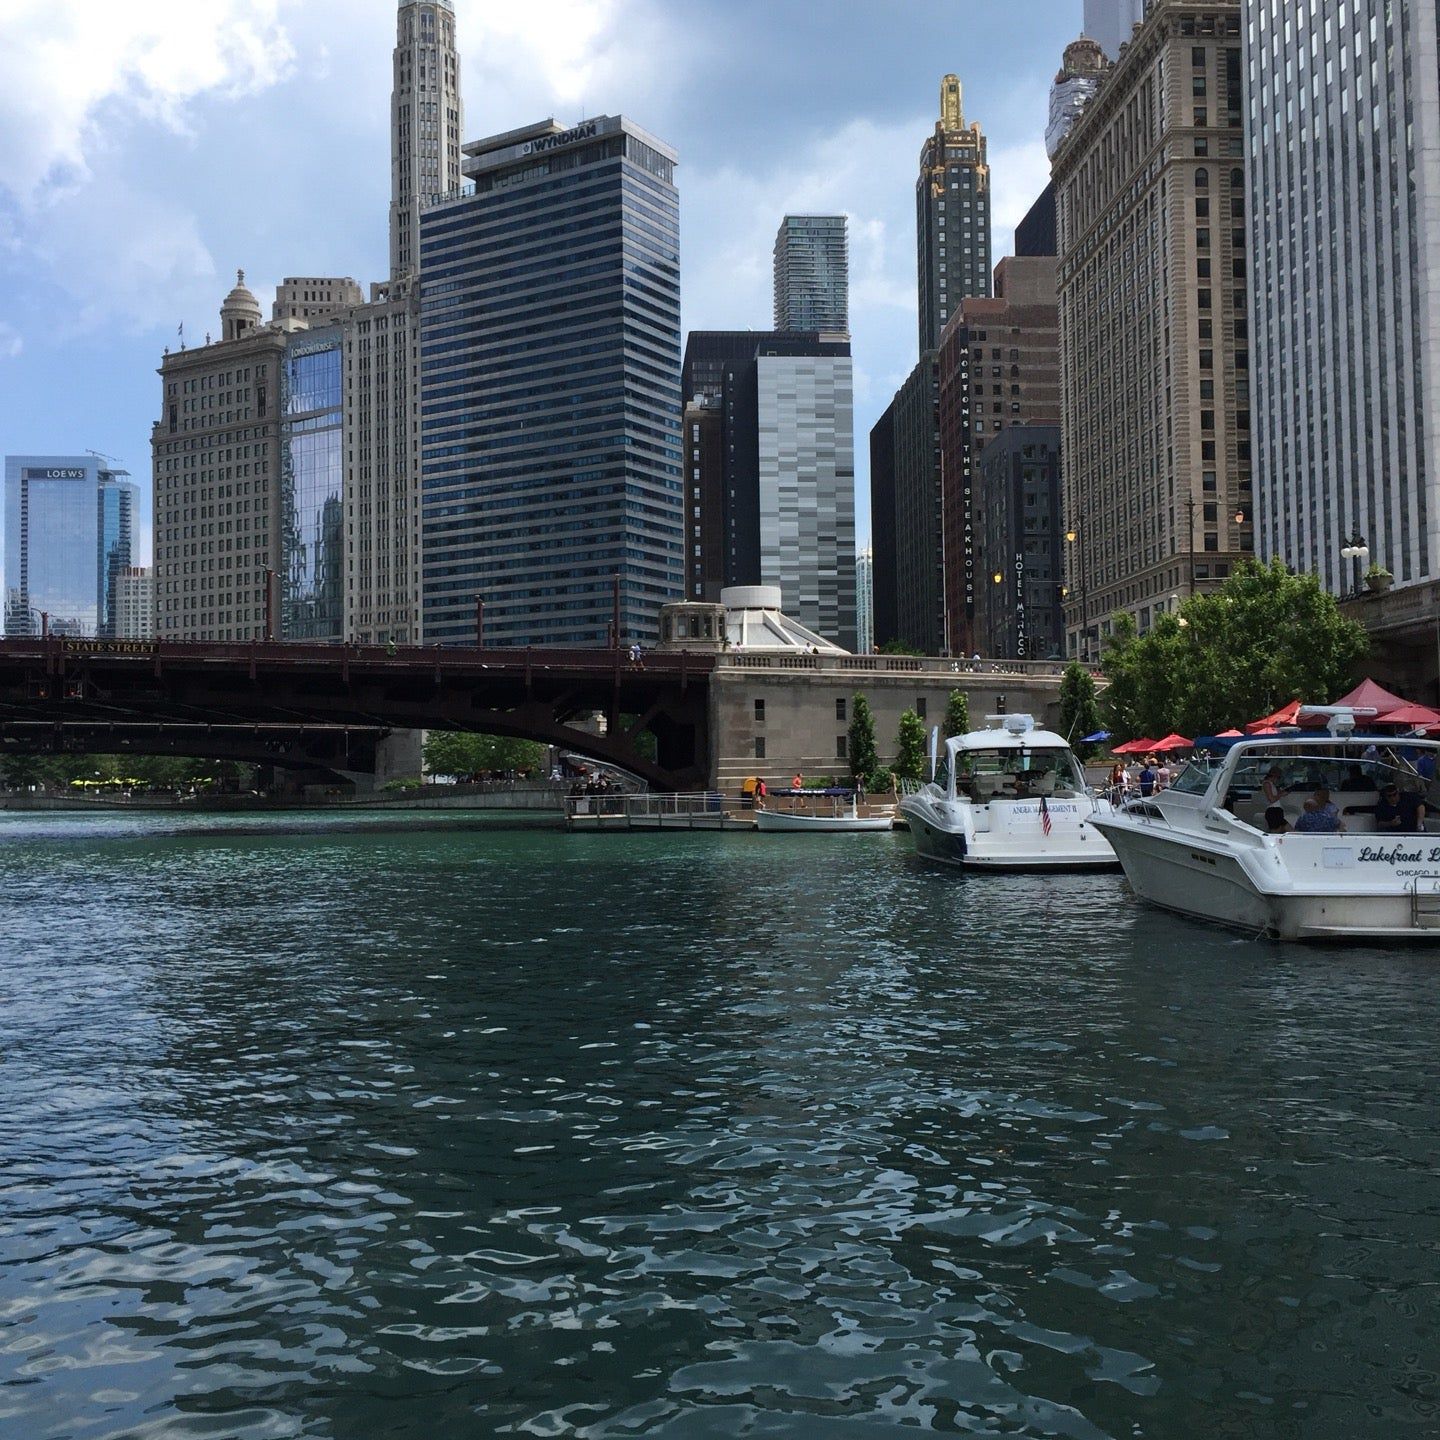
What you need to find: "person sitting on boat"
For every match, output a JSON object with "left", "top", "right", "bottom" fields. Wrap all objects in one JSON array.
[
  {"left": 1264, "top": 805, "right": 1290, "bottom": 834},
  {"left": 1338, "top": 764, "right": 1372, "bottom": 792},
  {"left": 1294, "top": 787, "right": 1344, "bottom": 833},
  {"left": 1374, "top": 782, "right": 1427, "bottom": 833}
]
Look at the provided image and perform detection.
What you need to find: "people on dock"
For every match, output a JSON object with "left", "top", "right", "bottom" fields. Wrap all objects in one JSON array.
[
  {"left": 791, "top": 772, "right": 803, "bottom": 791},
  {"left": 1138, "top": 758, "right": 1158, "bottom": 797}
]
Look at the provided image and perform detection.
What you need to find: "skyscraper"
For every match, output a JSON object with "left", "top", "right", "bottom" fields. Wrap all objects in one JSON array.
[
  {"left": 917, "top": 75, "right": 992, "bottom": 352},
  {"left": 681, "top": 331, "right": 857, "bottom": 649},
  {"left": 390, "top": 0, "right": 464, "bottom": 279},
  {"left": 1247, "top": 0, "right": 1440, "bottom": 595},
  {"left": 1083, "top": 0, "right": 1148, "bottom": 59},
  {"left": 871, "top": 354, "right": 944, "bottom": 655},
  {"left": 114, "top": 566, "right": 155, "bottom": 639},
  {"left": 1054, "top": 0, "right": 1250, "bottom": 657},
  {"left": 4, "top": 455, "right": 137, "bottom": 637},
  {"left": 855, "top": 546, "right": 874, "bottom": 654},
  {"left": 773, "top": 215, "right": 849, "bottom": 333},
  {"left": 420, "top": 116, "right": 683, "bottom": 647}
]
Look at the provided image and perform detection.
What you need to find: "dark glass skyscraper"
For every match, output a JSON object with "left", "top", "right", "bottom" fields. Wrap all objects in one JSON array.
[{"left": 419, "top": 115, "right": 683, "bottom": 647}]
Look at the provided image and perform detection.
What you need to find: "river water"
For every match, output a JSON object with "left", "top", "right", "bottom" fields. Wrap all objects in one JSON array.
[{"left": 0, "top": 812, "right": 1436, "bottom": 1438}]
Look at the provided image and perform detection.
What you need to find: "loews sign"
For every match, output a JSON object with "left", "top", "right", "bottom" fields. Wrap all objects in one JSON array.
[
  {"left": 24, "top": 467, "right": 87, "bottom": 481},
  {"left": 522, "top": 121, "right": 599, "bottom": 155}
]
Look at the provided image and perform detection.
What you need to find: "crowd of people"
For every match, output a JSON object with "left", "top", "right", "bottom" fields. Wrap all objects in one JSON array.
[{"left": 1106, "top": 754, "right": 1178, "bottom": 801}]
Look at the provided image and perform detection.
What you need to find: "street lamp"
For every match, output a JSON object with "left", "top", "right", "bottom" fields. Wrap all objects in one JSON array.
[
  {"left": 1064, "top": 527, "right": 1087, "bottom": 662},
  {"left": 1340, "top": 532, "right": 1369, "bottom": 598}
]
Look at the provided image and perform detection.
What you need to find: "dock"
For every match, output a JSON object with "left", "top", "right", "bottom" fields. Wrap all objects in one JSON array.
[{"left": 565, "top": 792, "right": 755, "bottom": 831}]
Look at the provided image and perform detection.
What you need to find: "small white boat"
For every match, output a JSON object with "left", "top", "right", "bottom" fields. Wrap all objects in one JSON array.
[
  {"left": 1089, "top": 707, "right": 1440, "bottom": 941},
  {"left": 899, "top": 714, "right": 1118, "bottom": 871},
  {"left": 754, "top": 792, "right": 894, "bottom": 832}
]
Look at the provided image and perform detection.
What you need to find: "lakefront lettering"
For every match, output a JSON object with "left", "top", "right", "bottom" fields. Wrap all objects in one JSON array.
[{"left": 1357, "top": 844, "right": 1440, "bottom": 864}]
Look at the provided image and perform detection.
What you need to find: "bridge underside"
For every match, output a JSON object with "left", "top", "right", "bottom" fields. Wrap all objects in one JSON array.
[{"left": 0, "top": 641, "right": 714, "bottom": 791}]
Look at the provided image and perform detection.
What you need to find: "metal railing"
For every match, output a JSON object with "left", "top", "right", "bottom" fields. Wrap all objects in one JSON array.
[{"left": 564, "top": 791, "right": 728, "bottom": 827}]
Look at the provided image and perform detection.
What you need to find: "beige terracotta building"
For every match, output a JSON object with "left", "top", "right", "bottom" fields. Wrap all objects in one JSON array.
[{"left": 1053, "top": 0, "right": 1252, "bottom": 659}]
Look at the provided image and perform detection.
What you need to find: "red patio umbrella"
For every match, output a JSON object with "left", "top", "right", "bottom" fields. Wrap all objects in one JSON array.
[
  {"left": 1111, "top": 738, "right": 1155, "bottom": 755},
  {"left": 1215, "top": 728, "right": 1244, "bottom": 738},
  {"left": 1151, "top": 733, "right": 1194, "bottom": 752},
  {"left": 1374, "top": 702, "right": 1440, "bottom": 728},
  {"left": 1245, "top": 698, "right": 1302, "bottom": 733}
]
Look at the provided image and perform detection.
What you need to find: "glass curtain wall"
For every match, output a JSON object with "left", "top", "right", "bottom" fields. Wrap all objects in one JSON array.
[{"left": 280, "top": 335, "right": 345, "bottom": 641}]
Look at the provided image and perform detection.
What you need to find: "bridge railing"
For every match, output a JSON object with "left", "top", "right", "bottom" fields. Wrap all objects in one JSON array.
[
  {"left": 565, "top": 792, "right": 727, "bottom": 826},
  {"left": 719, "top": 654, "right": 1100, "bottom": 680}
]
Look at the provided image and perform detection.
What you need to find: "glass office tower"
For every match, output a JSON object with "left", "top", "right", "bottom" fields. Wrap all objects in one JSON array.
[
  {"left": 3, "top": 454, "right": 136, "bottom": 636},
  {"left": 279, "top": 328, "right": 345, "bottom": 640},
  {"left": 419, "top": 115, "right": 683, "bottom": 646}
]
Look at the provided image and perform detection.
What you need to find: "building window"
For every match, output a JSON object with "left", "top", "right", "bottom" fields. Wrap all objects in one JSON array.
[
  {"left": 916, "top": 698, "right": 927, "bottom": 719},
  {"left": 755, "top": 737, "right": 766, "bottom": 759},
  {"left": 754, "top": 698, "right": 765, "bottom": 721},
  {"left": 836, "top": 736, "right": 847, "bottom": 760},
  {"left": 835, "top": 697, "right": 847, "bottom": 721}
]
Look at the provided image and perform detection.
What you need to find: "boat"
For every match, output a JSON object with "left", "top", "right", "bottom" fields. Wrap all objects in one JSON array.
[
  {"left": 754, "top": 789, "right": 894, "bottom": 832},
  {"left": 898, "top": 714, "right": 1118, "bottom": 871},
  {"left": 1088, "top": 707, "right": 1440, "bottom": 941}
]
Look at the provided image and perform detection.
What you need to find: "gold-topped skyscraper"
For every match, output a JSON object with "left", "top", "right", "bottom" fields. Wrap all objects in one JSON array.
[
  {"left": 916, "top": 74, "right": 991, "bottom": 352},
  {"left": 390, "top": 0, "right": 464, "bottom": 279}
]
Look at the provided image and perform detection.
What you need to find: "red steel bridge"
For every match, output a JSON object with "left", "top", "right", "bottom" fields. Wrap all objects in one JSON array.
[{"left": 0, "top": 638, "right": 715, "bottom": 790}]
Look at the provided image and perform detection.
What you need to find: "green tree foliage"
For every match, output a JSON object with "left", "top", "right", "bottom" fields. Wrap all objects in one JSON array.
[
  {"left": 423, "top": 730, "right": 547, "bottom": 778},
  {"left": 943, "top": 688, "right": 970, "bottom": 739},
  {"left": 1058, "top": 664, "right": 1103, "bottom": 757},
  {"left": 894, "top": 709, "right": 928, "bottom": 783},
  {"left": 877, "top": 639, "right": 925, "bottom": 657},
  {"left": 846, "top": 692, "right": 880, "bottom": 786},
  {"left": 1099, "top": 559, "right": 1369, "bottom": 740}
]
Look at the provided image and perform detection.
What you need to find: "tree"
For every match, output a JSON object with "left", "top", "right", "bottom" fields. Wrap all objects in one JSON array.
[
  {"left": 423, "top": 731, "right": 546, "bottom": 779},
  {"left": 943, "top": 688, "right": 970, "bottom": 739},
  {"left": 894, "top": 709, "right": 927, "bottom": 783},
  {"left": 846, "top": 692, "right": 880, "bottom": 787},
  {"left": 1099, "top": 559, "right": 1369, "bottom": 740},
  {"left": 878, "top": 638, "right": 925, "bottom": 657},
  {"left": 1058, "top": 664, "right": 1103, "bottom": 758}
]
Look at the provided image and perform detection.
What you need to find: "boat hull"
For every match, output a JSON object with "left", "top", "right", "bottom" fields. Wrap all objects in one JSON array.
[
  {"left": 1091, "top": 815, "right": 1440, "bottom": 941},
  {"left": 900, "top": 794, "right": 1119, "bottom": 872},
  {"left": 753, "top": 809, "right": 893, "bottom": 833}
]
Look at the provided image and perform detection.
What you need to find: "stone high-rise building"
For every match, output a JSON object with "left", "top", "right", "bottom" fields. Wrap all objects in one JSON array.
[
  {"left": 114, "top": 566, "right": 155, "bottom": 639},
  {"left": 917, "top": 74, "right": 992, "bottom": 353},
  {"left": 390, "top": 0, "right": 464, "bottom": 280},
  {"left": 1053, "top": 0, "right": 1250, "bottom": 659},
  {"left": 935, "top": 256, "right": 1061, "bottom": 655},
  {"left": 773, "top": 215, "right": 849, "bottom": 333},
  {"left": 1247, "top": 0, "right": 1440, "bottom": 596}
]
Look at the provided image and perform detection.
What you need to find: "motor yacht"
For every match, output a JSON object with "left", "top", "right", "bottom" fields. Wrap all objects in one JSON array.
[
  {"left": 899, "top": 714, "right": 1118, "bottom": 871},
  {"left": 1089, "top": 708, "right": 1440, "bottom": 940}
]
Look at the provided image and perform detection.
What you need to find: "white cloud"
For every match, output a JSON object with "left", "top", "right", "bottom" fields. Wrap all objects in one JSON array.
[
  {"left": 0, "top": 0, "right": 296, "bottom": 203},
  {"left": 0, "top": 320, "right": 21, "bottom": 358},
  {"left": 990, "top": 137, "right": 1055, "bottom": 255}
]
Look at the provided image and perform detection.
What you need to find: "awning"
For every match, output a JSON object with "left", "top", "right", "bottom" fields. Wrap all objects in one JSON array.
[{"left": 1080, "top": 730, "right": 1112, "bottom": 743}]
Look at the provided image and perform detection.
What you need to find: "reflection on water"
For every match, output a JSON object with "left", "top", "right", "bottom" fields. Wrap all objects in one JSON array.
[{"left": 0, "top": 817, "right": 1436, "bottom": 1437}]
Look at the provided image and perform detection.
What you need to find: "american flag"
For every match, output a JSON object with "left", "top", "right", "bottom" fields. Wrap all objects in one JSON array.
[{"left": 1040, "top": 795, "right": 1052, "bottom": 836}]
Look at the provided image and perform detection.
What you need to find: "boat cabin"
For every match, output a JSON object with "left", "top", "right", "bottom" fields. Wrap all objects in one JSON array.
[{"left": 938, "top": 714, "right": 1091, "bottom": 804}]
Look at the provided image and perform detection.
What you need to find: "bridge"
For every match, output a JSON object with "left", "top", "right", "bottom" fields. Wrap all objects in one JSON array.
[{"left": 0, "top": 638, "right": 716, "bottom": 791}]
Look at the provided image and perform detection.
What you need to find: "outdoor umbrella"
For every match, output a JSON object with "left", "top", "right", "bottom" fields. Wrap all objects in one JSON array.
[
  {"left": 1332, "top": 677, "right": 1411, "bottom": 714},
  {"left": 1150, "top": 733, "right": 1194, "bottom": 752},
  {"left": 1374, "top": 702, "right": 1440, "bottom": 728},
  {"left": 1112, "top": 738, "right": 1155, "bottom": 755},
  {"left": 1080, "top": 730, "right": 1112, "bottom": 743},
  {"left": 1245, "top": 698, "right": 1302, "bottom": 733},
  {"left": 1216, "top": 728, "right": 1244, "bottom": 738}
]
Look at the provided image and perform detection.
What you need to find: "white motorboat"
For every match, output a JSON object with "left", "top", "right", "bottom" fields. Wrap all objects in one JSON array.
[
  {"left": 899, "top": 714, "right": 1118, "bottom": 871},
  {"left": 1089, "top": 708, "right": 1440, "bottom": 941},
  {"left": 754, "top": 791, "right": 893, "bottom": 832}
]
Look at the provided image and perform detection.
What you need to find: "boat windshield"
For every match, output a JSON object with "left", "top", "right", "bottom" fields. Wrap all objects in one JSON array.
[
  {"left": 951, "top": 745, "right": 1088, "bottom": 801},
  {"left": 1217, "top": 741, "right": 1437, "bottom": 820},
  {"left": 1167, "top": 758, "right": 1219, "bottom": 795}
]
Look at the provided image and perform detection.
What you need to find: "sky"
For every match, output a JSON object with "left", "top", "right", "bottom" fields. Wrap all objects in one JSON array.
[{"left": 0, "top": 0, "right": 1086, "bottom": 586}]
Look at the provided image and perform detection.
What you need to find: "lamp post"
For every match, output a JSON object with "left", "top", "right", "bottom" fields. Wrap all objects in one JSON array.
[
  {"left": 1064, "top": 527, "right": 1087, "bottom": 662},
  {"left": 1340, "top": 532, "right": 1369, "bottom": 599}
]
